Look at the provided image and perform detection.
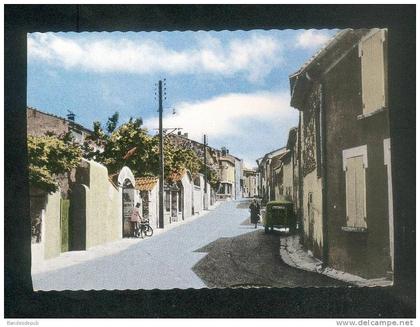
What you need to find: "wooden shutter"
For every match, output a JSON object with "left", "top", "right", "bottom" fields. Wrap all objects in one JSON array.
[
  {"left": 359, "top": 29, "right": 386, "bottom": 114},
  {"left": 345, "top": 158, "right": 357, "bottom": 227},
  {"left": 345, "top": 156, "right": 367, "bottom": 228}
]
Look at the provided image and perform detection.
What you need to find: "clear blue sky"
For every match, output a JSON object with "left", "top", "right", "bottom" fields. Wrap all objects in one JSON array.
[{"left": 27, "top": 29, "right": 337, "bottom": 168}]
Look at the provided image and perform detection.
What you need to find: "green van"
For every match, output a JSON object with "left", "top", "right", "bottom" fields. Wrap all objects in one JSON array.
[{"left": 263, "top": 200, "right": 296, "bottom": 234}]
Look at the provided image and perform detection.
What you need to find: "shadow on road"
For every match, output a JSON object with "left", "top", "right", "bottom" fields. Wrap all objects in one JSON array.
[{"left": 192, "top": 229, "right": 350, "bottom": 288}]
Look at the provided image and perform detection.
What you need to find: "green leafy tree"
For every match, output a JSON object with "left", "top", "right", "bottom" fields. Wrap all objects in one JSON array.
[
  {"left": 85, "top": 114, "right": 157, "bottom": 177},
  {"left": 202, "top": 166, "right": 220, "bottom": 189},
  {"left": 106, "top": 112, "right": 119, "bottom": 134},
  {"left": 28, "top": 134, "right": 83, "bottom": 193},
  {"left": 85, "top": 114, "right": 219, "bottom": 185}
]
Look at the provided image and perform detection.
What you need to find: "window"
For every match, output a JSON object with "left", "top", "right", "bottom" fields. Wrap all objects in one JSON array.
[
  {"left": 359, "top": 29, "right": 386, "bottom": 116},
  {"left": 70, "top": 129, "right": 84, "bottom": 144},
  {"left": 342, "top": 145, "right": 368, "bottom": 231}
]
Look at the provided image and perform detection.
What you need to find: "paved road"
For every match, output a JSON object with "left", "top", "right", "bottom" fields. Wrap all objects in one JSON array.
[
  {"left": 32, "top": 200, "right": 347, "bottom": 290},
  {"left": 193, "top": 226, "right": 347, "bottom": 288}
]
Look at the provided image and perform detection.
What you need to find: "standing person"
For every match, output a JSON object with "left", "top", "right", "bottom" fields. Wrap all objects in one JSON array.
[
  {"left": 249, "top": 198, "right": 260, "bottom": 229},
  {"left": 130, "top": 202, "right": 142, "bottom": 237}
]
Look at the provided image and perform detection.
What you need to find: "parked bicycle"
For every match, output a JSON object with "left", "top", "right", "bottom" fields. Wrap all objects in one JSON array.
[{"left": 134, "top": 218, "right": 154, "bottom": 238}]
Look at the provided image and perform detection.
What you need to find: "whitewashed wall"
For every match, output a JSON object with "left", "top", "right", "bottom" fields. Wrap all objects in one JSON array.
[
  {"left": 85, "top": 160, "right": 122, "bottom": 248},
  {"left": 181, "top": 173, "right": 193, "bottom": 219},
  {"left": 148, "top": 182, "right": 159, "bottom": 229}
]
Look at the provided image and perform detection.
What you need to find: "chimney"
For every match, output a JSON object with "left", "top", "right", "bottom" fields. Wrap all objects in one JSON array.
[
  {"left": 226, "top": 149, "right": 229, "bottom": 154},
  {"left": 67, "top": 110, "right": 75, "bottom": 121}
]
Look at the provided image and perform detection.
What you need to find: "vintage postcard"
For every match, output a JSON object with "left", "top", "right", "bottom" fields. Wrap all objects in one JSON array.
[{"left": 27, "top": 28, "right": 394, "bottom": 292}]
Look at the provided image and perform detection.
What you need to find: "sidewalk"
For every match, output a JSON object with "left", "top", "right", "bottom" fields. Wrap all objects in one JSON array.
[
  {"left": 32, "top": 202, "right": 221, "bottom": 275},
  {"left": 279, "top": 234, "right": 393, "bottom": 287}
]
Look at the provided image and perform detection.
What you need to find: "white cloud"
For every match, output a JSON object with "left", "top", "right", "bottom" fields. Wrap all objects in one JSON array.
[
  {"left": 144, "top": 90, "right": 293, "bottom": 140},
  {"left": 28, "top": 33, "right": 283, "bottom": 82},
  {"left": 296, "top": 30, "right": 332, "bottom": 49},
  {"left": 143, "top": 90, "right": 297, "bottom": 159}
]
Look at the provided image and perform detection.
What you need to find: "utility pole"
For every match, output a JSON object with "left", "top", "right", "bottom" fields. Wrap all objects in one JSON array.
[
  {"left": 158, "top": 80, "right": 165, "bottom": 229},
  {"left": 203, "top": 134, "right": 208, "bottom": 210}
]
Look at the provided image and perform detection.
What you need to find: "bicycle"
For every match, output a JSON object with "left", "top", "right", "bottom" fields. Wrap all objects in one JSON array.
[{"left": 134, "top": 219, "right": 154, "bottom": 238}]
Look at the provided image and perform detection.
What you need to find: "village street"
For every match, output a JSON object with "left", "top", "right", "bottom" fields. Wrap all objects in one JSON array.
[{"left": 32, "top": 200, "right": 347, "bottom": 290}]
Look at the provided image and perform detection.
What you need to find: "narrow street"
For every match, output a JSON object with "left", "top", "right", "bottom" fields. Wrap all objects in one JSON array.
[{"left": 32, "top": 200, "right": 347, "bottom": 290}]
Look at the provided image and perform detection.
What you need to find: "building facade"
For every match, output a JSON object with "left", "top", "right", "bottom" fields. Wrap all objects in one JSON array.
[
  {"left": 243, "top": 168, "right": 258, "bottom": 198},
  {"left": 168, "top": 133, "right": 244, "bottom": 201},
  {"left": 256, "top": 147, "right": 288, "bottom": 204},
  {"left": 217, "top": 156, "right": 236, "bottom": 200},
  {"left": 290, "top": 28, "right": 392, "bottom": 278}
]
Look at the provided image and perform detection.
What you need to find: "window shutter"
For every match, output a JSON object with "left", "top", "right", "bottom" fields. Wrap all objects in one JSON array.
[
  {"left": 345, "top": 156, "right": 367, "bottom": 228},
  {"left": 346, "top": 158, "right": 357, "bottom": 227},
  {"left": 354, "top": 157, "right": 367, "bottom": 228},
  {"left": 360, "top": 29, "right": 386, "bottom": 114}
]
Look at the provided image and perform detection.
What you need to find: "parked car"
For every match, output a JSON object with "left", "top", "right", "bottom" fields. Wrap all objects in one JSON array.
[{"left": 263, "top": 200, "right": 296, "bottom": 234}]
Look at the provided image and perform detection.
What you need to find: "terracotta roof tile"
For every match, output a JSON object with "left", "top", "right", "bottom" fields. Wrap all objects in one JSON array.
[{"left": 135, "top": 176, "right": 159, "bottom": 191}]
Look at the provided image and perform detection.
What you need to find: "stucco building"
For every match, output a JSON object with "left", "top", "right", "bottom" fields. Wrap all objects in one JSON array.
[
  {"left": 243, "top": 168, "right": 258, "bottom": 198},
  {"left": 256, "top": 147, "right": 288, "bottom": 204},
  {"left": 290, "top": 28, "right": 392, "bottom": 279},
  {"left": 168, "top": 133, "right": 243, "bottom": 201}
]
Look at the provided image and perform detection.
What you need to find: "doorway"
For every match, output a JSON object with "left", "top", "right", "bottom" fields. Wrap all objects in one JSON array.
[
  {"left": 69, "top": 184, "right": 86, "bottom": 251},
  {"left": 122, "top": 179, "right": 135, "bottom": 237}
]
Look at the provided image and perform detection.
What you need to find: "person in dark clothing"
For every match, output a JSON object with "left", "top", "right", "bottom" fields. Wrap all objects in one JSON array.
[{"left": 249, "top": 198, "right": 260, "bottom": 229}]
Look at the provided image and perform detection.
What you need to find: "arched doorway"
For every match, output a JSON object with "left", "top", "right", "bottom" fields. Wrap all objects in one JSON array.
[
  {"left": 122, "top": 179, "right": 135, "bottom": 237},
  {"left": 117, "top": 166, "right": 137, "bottom": 238}
]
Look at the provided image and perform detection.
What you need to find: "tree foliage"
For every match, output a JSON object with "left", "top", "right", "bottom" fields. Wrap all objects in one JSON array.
[
  {"left": 27, "top": 134, "right": 83, "bottom": 193},
  {"left": 85, "top": 113, "right": 219, "bottom": 186}
]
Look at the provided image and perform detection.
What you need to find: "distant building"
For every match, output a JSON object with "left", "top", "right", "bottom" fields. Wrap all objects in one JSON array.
[
  {"left": 217, "top": 155, "right": 236, "bottom": 200},
  {"left": 243, "top": 168, "right": 258, "bottom": 198},
  {"left": 273, "top": 150, "right": 292, "bottom": 201},
  {"left": 167, "top": 133, "right": 244, "bottom": 201},
  {"left": 256, "top": 147, "right": 288, "bottom": 204},
  {"left": 286, "top": 127, "right": 301, "bottom": 219},
  {"left": 27, "top": 107, "right": 102, "bottom": 153}
]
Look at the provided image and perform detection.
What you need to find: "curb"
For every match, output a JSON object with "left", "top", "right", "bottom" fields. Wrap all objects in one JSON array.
[{"left": 279, "top": 235, "right": 393, "bottom": 287}]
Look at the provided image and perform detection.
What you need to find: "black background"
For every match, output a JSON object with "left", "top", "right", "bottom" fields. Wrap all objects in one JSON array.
[{"left": 4, "top": 4, "right": 416, "bottom": 318}]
